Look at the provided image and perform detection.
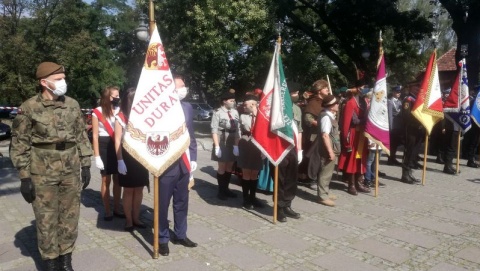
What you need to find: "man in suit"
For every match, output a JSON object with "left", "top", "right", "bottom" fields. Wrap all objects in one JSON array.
[{"left": 158, "top": 74, "right": 198, "bottom": 256}]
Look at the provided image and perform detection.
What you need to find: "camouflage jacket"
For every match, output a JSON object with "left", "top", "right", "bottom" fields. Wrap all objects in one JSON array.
[{"left": 11, "top": 93, "right": 92, "bottom": 179}]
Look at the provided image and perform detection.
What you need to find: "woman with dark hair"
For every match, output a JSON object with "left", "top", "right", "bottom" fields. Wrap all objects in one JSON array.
[
  {"left": 92, "top": 86, "right": 123, "bottom": 220},
  {"left": 114, "top": 88, "right": 149, "bottom": 231},
  {"left": 210, "top": 89, "right": 240, "bottom": 200}
]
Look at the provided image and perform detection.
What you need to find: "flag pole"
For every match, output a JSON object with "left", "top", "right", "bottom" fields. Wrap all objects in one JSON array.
[
  {"left": 327, "top": 75, "right": 333, "bottom": 95},
  {"left": 422, "top": 134, "right": 429, "bottom": 185},
  {"left": 273, "top": 166, "right": 278, "bottom": 224},
  {"left": 456, "top": 132, "right": 461, "bottom": 174},
  {"left": 153, "top": 175, "right": 159, "bottom": 258},
  {"left": 374, "top": 149, "right": 379, "bottom": 197}
]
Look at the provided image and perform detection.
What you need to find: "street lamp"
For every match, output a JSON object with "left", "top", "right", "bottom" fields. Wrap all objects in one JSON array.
[
  {"left": 135, "top": 14, "right": 149, "bottom": 41},
  {"left": 135, "top": 0, "right": 155, "bottom": 41}
]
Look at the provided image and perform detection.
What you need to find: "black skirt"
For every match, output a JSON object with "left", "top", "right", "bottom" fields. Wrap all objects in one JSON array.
[
  {"left": 118, "top": 147, "right": 149, "bottom": 188},
  {"left": 98, "top": 136, "right": 118, "bottom": 175}
]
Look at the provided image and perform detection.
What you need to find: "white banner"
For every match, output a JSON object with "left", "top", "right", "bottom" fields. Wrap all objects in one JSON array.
[{"left": 123, "top": 25, "right": 189, "bottom": 177}]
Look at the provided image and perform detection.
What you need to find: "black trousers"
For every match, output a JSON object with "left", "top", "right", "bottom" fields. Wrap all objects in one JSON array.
[
  {"left": 402, "top": 125, "right": 424, "bottom": 169},
  {"left": 389, "top": 128, "right": 403, "bottom": 160},
  {"left": 270, "top": 148, "right": 298, "bottom": 207},
  {"left": 443, "top": 129, "right": 459, "bottom": 164},
  {"left": 462, "top": 124, "right": 479, "bottom": 160}
]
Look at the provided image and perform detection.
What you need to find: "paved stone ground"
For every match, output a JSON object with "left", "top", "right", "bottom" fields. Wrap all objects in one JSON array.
[{"left": 1, "top": 121, "right": 480, "bottom": 270}]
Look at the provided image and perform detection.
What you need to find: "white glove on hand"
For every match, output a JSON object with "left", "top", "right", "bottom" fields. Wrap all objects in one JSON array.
[
  {"left": 215, "top": 146, "right": 222, "bottom": 158},
  {"left": 95, "top": 156, "right": 104, "bottom": 170},
  {"left": 233, "top": 145, "right": 239, "bottom": 156},
  {"left": 297, "top": 150, "right": 303, "bottom": 164},
  {"left": 190, "top": 161, "right": 197, "bottom": 172},
  {"left": 117, "top": 160, "right": 127, "bottom": 175}
]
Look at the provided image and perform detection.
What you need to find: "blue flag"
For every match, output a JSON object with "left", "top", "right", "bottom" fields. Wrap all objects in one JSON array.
[
  {"left": 471, "top": 91, "right": 480, "bottom": 127},
  {"left": 443, "top": 59, "right": 471, "bottom": 133}
]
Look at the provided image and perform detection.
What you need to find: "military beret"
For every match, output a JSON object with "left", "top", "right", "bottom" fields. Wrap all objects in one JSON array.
[
  {"left": 36, "top": 62, "right": 65, "bottom": 79},
  {"left": 220, "top": 89, "right": 236, "bottom": 100},
  {"left": 321, "top": 95, "right": 339, "bottom": 107}
]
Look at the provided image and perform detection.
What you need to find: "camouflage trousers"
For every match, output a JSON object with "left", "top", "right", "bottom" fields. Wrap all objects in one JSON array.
[{"left": 31, "top": 173, "right": 81, "bottom": 260}]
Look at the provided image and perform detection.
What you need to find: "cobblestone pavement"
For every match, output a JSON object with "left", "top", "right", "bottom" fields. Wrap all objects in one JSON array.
[{"left": 1, "top": 124, "right": 480, "bottom": 270}]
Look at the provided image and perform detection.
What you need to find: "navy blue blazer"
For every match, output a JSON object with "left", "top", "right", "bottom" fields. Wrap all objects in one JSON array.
[{"left": 162, "top": 101, "right": 197, "bottom": 176}]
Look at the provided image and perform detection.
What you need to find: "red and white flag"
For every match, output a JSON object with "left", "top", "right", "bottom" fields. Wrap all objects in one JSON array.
[
  {"left": 364, "top": 46, "right": 390, "bottom": 155},
  {"left": 411, "top": 50, "right": 444, "bottom": 135},
  {"left": 251, "top": 43, "right": 295, "bottom": 166},
  {"left": 122, "top": 25, "right": 190, "bottom": 176}
]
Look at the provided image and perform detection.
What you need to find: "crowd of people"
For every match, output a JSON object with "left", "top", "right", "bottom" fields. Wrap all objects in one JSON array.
[
  {"left": 210, "top": 77, "right": 480, "bottom": 217},
  {"left": 9, "top": 60, "right": 480, "bottom": 270}
]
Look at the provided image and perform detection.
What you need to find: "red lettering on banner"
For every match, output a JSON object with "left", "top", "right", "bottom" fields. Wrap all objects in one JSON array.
[
  {"left": 132, "top": 77, "right": 174, "bottom": 116},
  {"left": 142, "top": 94, "right": 179, "bottom": 128}
]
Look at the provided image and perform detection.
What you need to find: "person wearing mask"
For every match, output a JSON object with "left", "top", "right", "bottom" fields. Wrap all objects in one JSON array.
[
  {"left": 211, "top": 89, "right": 240, "bottom": 200},
  {"left": 92, "top": 86, "right": 124, "bottom": 221},
  {"left": 156, "top": 75, "right": 198, "bottom": 256},
  {"left": 114, "top": 88, "right": 149, "bottom": 232},
  {"left": 10, "top": 62, "right": 92, "bottom": 271},
  {"left": 238, "top": 93, "right": 264, "bottom": 209},
  {"left": 338, "top": 80, "right": 371, "bottom": 195}
]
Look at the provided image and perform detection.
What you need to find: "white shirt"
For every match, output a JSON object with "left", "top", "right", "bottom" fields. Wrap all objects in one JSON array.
[
  {"left": 320, "top": 110, "right": 335, "bottom": 134},
  {"left": 93, "top": 106, "right": 119, "bottom": 137}
]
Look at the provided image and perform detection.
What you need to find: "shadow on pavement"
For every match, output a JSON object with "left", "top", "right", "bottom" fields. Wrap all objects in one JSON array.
[{"left": 14, "top": 220, "right": 43, "bottom": 271}]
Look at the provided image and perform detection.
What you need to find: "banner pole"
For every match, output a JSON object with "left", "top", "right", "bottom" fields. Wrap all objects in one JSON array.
[
  {"left": 375, "top": 149, "right": 379, "bottom": 197},
  {"left": 327, "top": 75, "right": 333, "bottom": 95},
  {"left": 153, "top": 175, "right": 159, "bottom": 259},
  {"left": 422, "top": 134, "right": 429, "bottom": 186},
  {"left": 273, "top": 166, "right": 278, "bottom": 224},
  {"left": 456, "top": 132, "right": 461, "bottom": 174}
]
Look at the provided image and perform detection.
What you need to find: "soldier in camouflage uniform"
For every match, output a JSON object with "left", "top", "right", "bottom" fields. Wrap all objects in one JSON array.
[{"left": 10, "top": 62, "right": 93, "bottom": 271}]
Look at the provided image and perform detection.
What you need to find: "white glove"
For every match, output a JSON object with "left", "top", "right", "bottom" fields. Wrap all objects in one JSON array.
[
  {"left": 117, "top": 160, "right": 127, "bottom": 175},
  {"left": 190, "top": 161, "right": 197, "bottom": 172},
  {"left": 297, "top": 150, "right": 303, "bottom": 164},
  {"left": 95, "top": 156, "right": 104, "bottom": 170},
  {"left": 188, "top": 174, "right": 195, "bottom": 190},
  {"left": 215, "top": 146, "right": 222, "bottom": 158},
  {"left": 233, "top": 145, "right": 239, "bottom": 156}
]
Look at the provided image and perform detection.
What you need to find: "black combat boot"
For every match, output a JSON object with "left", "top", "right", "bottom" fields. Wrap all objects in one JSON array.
[
  {"left": 407, "top": 169, "right": 420, "bottom": 183},
  {"left": 43, "top": 258, "right": 59, "bottom": 271},
  {"left": 400, "top": 167, "right": 415, "bottom": 184},
  {"left": 276, "top": 207, "right": 287, "bottom": 223},
  {"left": 443, "top": 161, "right": 456, "bottom": 175},
  {"left": 59, "top": 253, "right": 74, "bottom": 271},
  {"left": 467, "top": 159, "right": 479, "bottom": 168}
]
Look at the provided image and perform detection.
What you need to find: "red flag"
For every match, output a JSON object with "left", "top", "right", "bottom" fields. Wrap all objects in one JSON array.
[{"left": 411, "top": 50, "right": 444, "bottom": 135}]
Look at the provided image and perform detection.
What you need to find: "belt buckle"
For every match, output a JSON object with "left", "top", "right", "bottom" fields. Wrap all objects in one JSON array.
[{"left": 56, "top": 142, "right": 66, "bottom": 150}]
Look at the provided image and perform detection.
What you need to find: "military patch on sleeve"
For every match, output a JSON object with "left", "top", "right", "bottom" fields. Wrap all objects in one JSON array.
[{"left": 403, "top": 102, "right": 410, "bottom": 110}]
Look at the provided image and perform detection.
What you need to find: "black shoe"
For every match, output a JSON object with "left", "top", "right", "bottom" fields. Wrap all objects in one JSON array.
[
  {"left": 467, "top": 160, "right": 479, "bottom": 168},
  {"left": 277, "top": 208, "right": 287, "bottom": 223},
  {"left": 44, "top": 258, "right": 59, "bottom": 271},
  {"left": 113, "top": 211, "right": 126, "bottom": 218},
  {"left": 59, "top": 253, "right": 73, "bottom": 271},
  {"left": 401, "top": 168, "right": 415, "bottom": 184},
  {"left": 159, "top": 243, "right": 169, "bottom": 256},
  {"left": 283, "top": 207, "right": 301, "bottom": 219},
  {"left": 225, "top": 189, "right": 238, "bottom": 198},
  {"left": 133, "top": 222, "right": 147, "bottom": 229},
  {"left": 124, "top": 225, "right": 134, "bottom": 232},
  {"left": 364, "top": 179, "right": 372, "bottom": 187},
  {"left": 242, "top": 200, "right": 253, "bottom": 210},
  {"left": 378, "top": 171, "right": 386, "bottom": 177},
  {"left": 172, "top": 237, "right": 198, "bottom": 247},
  {"left": 443, "top": 166, "right": 457, "bottom": 175}
]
